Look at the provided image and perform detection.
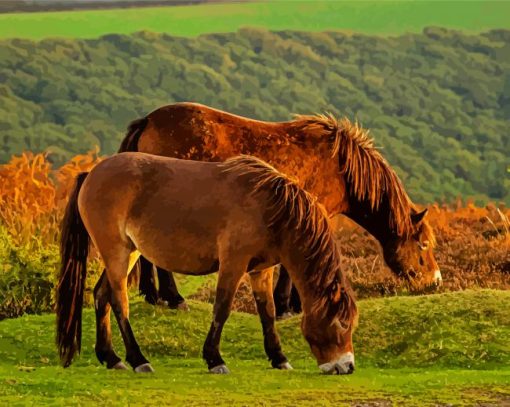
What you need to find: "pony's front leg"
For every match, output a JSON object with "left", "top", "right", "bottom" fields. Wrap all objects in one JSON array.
[
  {"left": 250, "top": 267, "right": 291, "bottom": 370},
  {"left": 203, "top": 262, "right": 245, "bottom": 374}
]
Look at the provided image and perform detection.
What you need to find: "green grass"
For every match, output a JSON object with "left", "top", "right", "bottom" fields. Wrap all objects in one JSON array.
[
  {"left": 1, "top": 290, "right": 510, "bottom": 405},
  {"left": 0, "top": 1, "right": 509, "bottom": 39}
]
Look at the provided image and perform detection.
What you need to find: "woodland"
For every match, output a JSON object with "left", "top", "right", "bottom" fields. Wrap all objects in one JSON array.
[{"left": 0, "top": 27, "right": 509, "bottom": 204}]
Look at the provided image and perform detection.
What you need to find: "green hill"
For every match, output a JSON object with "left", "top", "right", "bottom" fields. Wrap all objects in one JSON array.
[
  {"left": 0, "top": 29, "right": 509, "bottom": 204},
  {"left": 0, "top": 290, "right": 509, "bottom": 405},
  {"left": 1, "top": 1, "right": 509, "bottom": 39}
]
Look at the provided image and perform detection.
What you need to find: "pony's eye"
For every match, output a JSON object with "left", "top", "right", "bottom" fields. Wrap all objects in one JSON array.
[
  {"left": 418, "top": 240, "right": 430, "bottom": 251},
  {"left": 334, "top": 319, "right": 348, "bottom": 330}
]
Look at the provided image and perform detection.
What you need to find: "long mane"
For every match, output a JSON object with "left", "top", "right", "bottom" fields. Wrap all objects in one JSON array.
[
  {"left": 221, "top": 155, "right": 357, "bottom": 326},
  {"left": 290, "top": 114, "right": 435, "bottom": 242}
]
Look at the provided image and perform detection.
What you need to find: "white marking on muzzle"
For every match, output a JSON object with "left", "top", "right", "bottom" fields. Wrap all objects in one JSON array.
[
  {"left": 319, "top": 352, "right": 355, "bottom": 375},
  {"left": 434, "top": 269, "right": 442, "bottom": 284}
]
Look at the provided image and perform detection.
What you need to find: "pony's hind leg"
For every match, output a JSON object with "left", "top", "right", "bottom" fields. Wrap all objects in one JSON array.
[
  {"left": 94, "top": 270, "right": 126, "bottom": 369},
  {"left": 273, "top": 265, "right": 294, "bottom": 319},
  {"left": 139, "top": 256, "right": 159, "bottom": 305},
  {"left": 250, "top": 267, "right": 291, "bottom": 370},
  {"left": 157, "top": 267, "right": 188, "bottom": 310},
  {"left": 203, "top": 260, "right": 245, "bottom": 374},
  {"left": 104, "top": 247, "right": 153, "bottom": 373}
]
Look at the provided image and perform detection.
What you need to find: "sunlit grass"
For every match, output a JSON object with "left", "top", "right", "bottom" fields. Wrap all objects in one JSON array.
[{"left": 1, "top": 291, "right": 510, "bottom": 405}]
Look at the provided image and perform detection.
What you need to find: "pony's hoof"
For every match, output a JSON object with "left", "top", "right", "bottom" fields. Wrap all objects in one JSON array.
[
  {"left": 276, "top": 312, "right": 293, "bottom": 321},
  {"left": 278, "top": 361, "right": 293, "bottom": 370},
  {"left": 112, "top": 361, "right": 128, "bottom": 370},
  {"left": 209, "top": 364, "right": 230, "bottom": 374},
  {"left": 174, "top": 301, "right": 190, "bottom": 312},
  {"left": 134, "top": 363, "right": 155, "bottom": 373}
]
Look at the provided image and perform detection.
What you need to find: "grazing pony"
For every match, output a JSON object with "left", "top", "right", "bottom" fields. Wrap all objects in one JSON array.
[
  {"left": 56, "top": 154, "right": 358, "bottom": 375},
  {"left": 118, "top": 103, "right": 441, "bottom": 315}
]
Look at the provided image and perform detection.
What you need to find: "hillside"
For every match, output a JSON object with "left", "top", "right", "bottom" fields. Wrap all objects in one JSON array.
[
  {"left": 0, "top": 29, "right": 509, "bottom": 204},
  {"left": 0, "top": 290, "right": 509, "bottom": 405}
]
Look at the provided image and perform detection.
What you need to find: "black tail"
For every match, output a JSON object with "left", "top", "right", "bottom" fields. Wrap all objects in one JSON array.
[
  {"left": 118, "top": 117, "right": 148, "bottom": 153},
  {"left": 56, "top": 172, "right": 90, "bottom": 367}
]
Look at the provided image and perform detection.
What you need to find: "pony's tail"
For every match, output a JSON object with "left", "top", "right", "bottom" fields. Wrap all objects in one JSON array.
[
  {"left": 56, "top": 172, "right": 90, "bottom": 368},
  {"left": 118, "top": 117, "right": 148, "bottom": 153}
]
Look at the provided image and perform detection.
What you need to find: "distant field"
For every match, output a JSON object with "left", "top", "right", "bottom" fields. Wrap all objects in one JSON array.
[{"left": 0, "top": 1, "right": 509, "bottom": 39}]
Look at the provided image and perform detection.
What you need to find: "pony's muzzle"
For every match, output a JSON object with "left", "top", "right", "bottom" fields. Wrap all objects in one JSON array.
[{"left": 319, "top": 352, "right": 355, "bottom": 375}]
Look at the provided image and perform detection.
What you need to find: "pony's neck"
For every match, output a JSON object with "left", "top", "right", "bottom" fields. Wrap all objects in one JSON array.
[
  {"left": 344, "top": 191, "right": 396, "bottom": 247},
  {"left": 280, "top": 238, "right": 341, "bottom": 316}
]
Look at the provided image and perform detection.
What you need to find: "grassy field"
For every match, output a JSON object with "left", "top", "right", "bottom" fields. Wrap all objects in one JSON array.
[
  {"left": 0, "top": 1, "right": 509, "bottom": 39},
  {"left": 1, "top": 290, "right": 510, "bottom": 405}
]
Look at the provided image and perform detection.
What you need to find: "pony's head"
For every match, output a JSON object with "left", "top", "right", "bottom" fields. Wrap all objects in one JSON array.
[
  {"left": 285, "top": 114, "right": 443, "bottom": 290},
  {"left": 382, "top": 208, "right": 441, "bottom": 287},
  {"left": 301, "top": 280, "right": 358, "bottom": 375},
  {"left": 321, "top": 116, "right": 442, "bottom": 289}
]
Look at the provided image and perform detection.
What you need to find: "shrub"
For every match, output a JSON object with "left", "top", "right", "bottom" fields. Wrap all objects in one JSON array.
[
  {"left": 0, "top": 151, "right": 102, "bottom": 319},
  {"left": 0, "top": 225, "right": 57, "bottom": 319}
]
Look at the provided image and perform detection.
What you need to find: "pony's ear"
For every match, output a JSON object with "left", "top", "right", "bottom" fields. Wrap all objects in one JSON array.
[{"left": 411, "top": 209, "right": 428, "bottom": 225}]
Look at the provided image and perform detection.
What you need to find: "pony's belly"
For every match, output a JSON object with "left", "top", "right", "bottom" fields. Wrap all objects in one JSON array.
[
  {"left": 127, "top": 250, "right": 218, "bottom": 277},
  {"left": 162, "top": 258, "right": 219, "bottom": 276},
  {"left": 136, "top": 235, "right": 219, "bottom": 276}
]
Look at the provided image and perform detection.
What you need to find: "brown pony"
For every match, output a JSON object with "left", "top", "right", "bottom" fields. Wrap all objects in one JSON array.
[
  {"left": 56, "top": 153, "right": 358, "bottom": 375},
  {"left": 119, "top": 103, "right": 441, "bottom": 313}
]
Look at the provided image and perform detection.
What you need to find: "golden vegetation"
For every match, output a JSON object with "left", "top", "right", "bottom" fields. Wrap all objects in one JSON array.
[
  {"left": 0, "top": 150, "right": 101, "bottom": 246},
  {"left": 0, "top": 152, "right": 508, "bottom": 317},
  {"left": 0, "top": 151, "right": 103, "bottom": 318}
]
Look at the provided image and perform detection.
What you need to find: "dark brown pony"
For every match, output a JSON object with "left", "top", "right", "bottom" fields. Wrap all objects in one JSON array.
[
  {"left": 119, "top": 103, "right": 441, "bottom": 313},
  {"left": 56, "top": 154, "right": 357, "bottom": 374}
]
